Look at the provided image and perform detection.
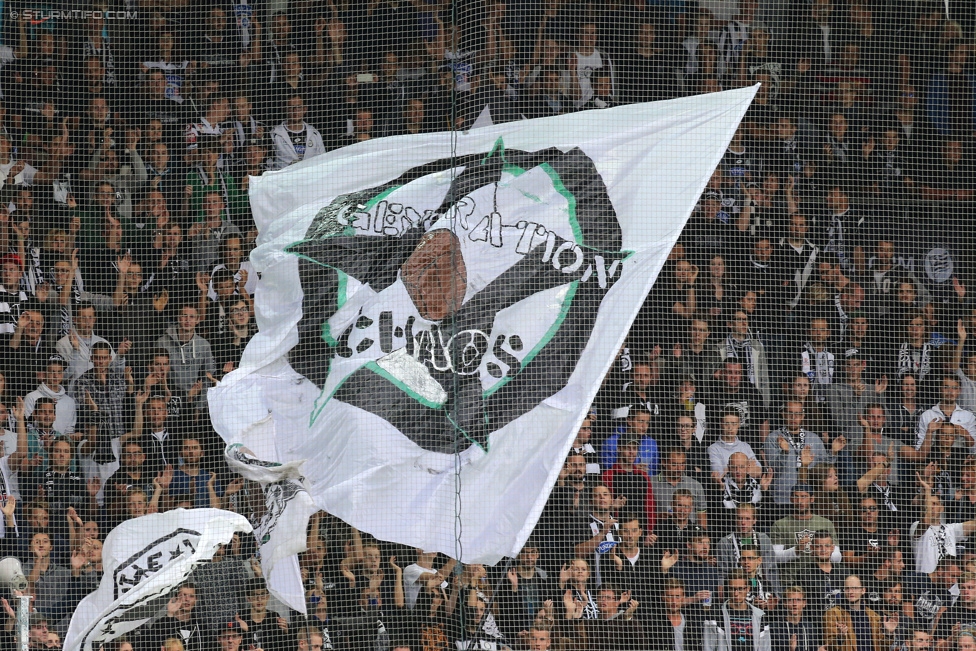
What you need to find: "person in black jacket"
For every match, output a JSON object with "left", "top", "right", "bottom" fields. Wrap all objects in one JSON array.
[
  {"left": 141, "top": 582, "right": 203, "bottom": 651},
  {"left": 644, "top": 578, "right": 704, "bottom": 651},
  {"left": 770, "top": 585, "right": 823, "bottom": 651}
]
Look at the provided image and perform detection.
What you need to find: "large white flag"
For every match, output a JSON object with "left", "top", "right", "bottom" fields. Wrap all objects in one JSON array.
[
  {"left": 65, "top": 509, "right": 251, "bottom": 651},
  {"left": 209, "top": 87, "right": 757, "bottom": 564}
]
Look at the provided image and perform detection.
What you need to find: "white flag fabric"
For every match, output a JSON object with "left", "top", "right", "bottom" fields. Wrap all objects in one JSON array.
[
  {"left": 224, "top": 435, "right": 318, "bottom": 614},
  {"left": 209, "top": 87, "right": 757, "bottom": 564},
  {"left": 65, "top": 509, "right": 251, "bottom": 651}
]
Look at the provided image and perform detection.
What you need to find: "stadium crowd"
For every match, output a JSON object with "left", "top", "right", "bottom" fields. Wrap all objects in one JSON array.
[{"left": 0, "top": 0, "right": 972, "bottom": 649}]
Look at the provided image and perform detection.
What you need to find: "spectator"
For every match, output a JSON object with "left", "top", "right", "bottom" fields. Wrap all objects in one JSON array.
[
  {"left": 559, "top": 558, "right": 598, "bottom": 621},
  {"left": 602, "top": 434, "right": 656, "bottom": 530},
  {"left": 143, "top": 582, "right": 202, "bottom": 651},
  {"left": 103, "top": 439, "right": 156, "bottom": 527},
  {"left": 600, "top": 405, "right": 659, "bottom": 479},
  {"left": 717, "top": 504, "right": 776, "bottom": 585},
  {"left": 765, "top": 400, "right": 839, "bottom": 508},
  {"left": 715, "top": 451, "right": 771, "bottom": 536},
  {"left": 652, "top": 447, "right": 706, "bottom": 528},
  {"left": 809, "top": 464, "right": 853, "bottom": 531},
  {"left": 912, "top": 473, "right": 976, "bottom": 574},
  {"left": 270, "top": 95, "right": 325, "bottom": 170},
  {"left": 6, "top": 309, "right": 54, "bottom": 399},
  {"left": 701, "top": 569, "right": 770, "bottom": 651},
  {"left": 706, "top": 361, "right": 769, "bottom": 449},
  {"left": 646, "top": 577, "right": 704, "bottom": 650},
  {"left": 654, "top": 489, "right": 698, "bottom": 554},
  {"left": 573, "top": 484, "right": 622, "bottom": 588},
  {"left": 719, "top": 307, "right": 771, "bottom": 406},
  {"left": 708, "top": 408, "right": 761, "bottom": 487},
  {"left": 154, "top": 304, "right": 216, "bottom": 410},
  {"left": 23, "top": 356, "right": 76, "bottom": 436},
  {"left": 737, "top": 543, "right": 780, "bottom": 612},
  {"left": 183, "top": 139, "right": 246, "bottom": 229},
  {"left": 188, "top": 194, "right": 243, "bottom": 275},
  {"left": 0, "top": 253, "right": 28, "bottom": 336},
  {"left": 402, "top": 549, "right": 456, "bottom": 611},
  {"left": 568, "top": 412, "right": 601, "bottom": 477},
  {"left": 770, "top": 484, "right": 839, "bottom": 556},
  {"left": 71, "top": 341, "right": 130, "bottom": 441},
  {"left": 823, "top": 575, "right": 884, "bottom": 651},
  {"left": 168, "top": 437, "right": 242, "bottom": 510},
  {"left": 54, "top": 303, "right": 119, "bottom": 386},
  {"left": 913, "top": 375, "right": 976, "bottom": 457},
  {"left": 770, "top": 585, "right": 822, "bottom": 651},
  {"left": 576, "top": 583, "right": 643, "bottom": 650}
]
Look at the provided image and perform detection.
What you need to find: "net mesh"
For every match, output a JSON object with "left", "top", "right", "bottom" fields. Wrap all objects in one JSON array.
[{"left": 0, "top": 0, "right": 974, "bottom": 650}]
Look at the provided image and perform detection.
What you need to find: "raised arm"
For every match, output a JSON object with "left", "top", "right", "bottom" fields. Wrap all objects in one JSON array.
[
  {"left": 119, "top": 389, "right": 148, "bottom": 444},
  {"left": 954, "top": 319, "right": 967, "bottom": 372},
  {"left": 8, "top": 398, "right": 27, "bottom": 472}
]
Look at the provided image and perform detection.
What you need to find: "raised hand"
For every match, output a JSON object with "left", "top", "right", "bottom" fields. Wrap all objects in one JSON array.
[
  {"left": 116, "top": 254, "right": 132, "bottom": 277},
  {"left": 558, "top": 563, "right": 571, "bottom": 586},
  {"left": 158, "top": 465, "right": 174, "bottom": 490},
  {"left": 0, "top": 495, "right": 16, "bottom": 518},
  {"left": 226, "top": 478, "right": 244, "bottom": 496},
  {"left": 916, "top": 471, "right": 932, "bottom": 494},
  {"left": 800, "top": 446, "right": 814, "bottom": 467},
  {"left": 875, "top": 375, "right": 888, "bottom": 394},
  {"left": 71, "top": 547, "right": 88, "bottom": 571},
  {"left": 661, "top": 550, "right": 679, "bottom": 572},
  {"left": 831, "top": 435, "right": 847, "bottom": 455}
]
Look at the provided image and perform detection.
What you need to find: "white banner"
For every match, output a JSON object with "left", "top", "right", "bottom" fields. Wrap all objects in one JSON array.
[
  {"left": 64, "top": 509, "right": 251, "bottom": 651},
  {"left": 209, "top": 87, "right": 757, "bottom": 563}
]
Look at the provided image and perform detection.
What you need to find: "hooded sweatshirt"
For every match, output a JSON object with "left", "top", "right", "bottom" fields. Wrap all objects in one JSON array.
[
  {"left": 24, "top": 383, "right": 77, "bottom": 435},
  {"left": 155, "top": 326, "right": 216, "bottom": 397}
]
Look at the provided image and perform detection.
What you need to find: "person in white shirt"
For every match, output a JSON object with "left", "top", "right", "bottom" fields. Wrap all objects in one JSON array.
[
  {"left": 402, "top": 549, "right": 456, "bottom": 610},
  {"left": 54, "top": 304, "right": 121, "bottom": 386},
  {"left": 951, "top": 319, "right": 976, "bottom": 413},
  {"left": 912, "top": 472, "right": 976, "bottom": 574},
  {"left": 23, "top": 355, "right": 76, "bottom": 436},
  {"left": 270, "top": 94, "right": 325, "bottom": 170},
  {"left": 708, "top": 408, "right": 760, "bottom": 487},
  {"left": 571, "top": 23, "right": 614, "bottom": 110},
  {"left": 913, "top": 375, "right": 976, "bottom": 456}
]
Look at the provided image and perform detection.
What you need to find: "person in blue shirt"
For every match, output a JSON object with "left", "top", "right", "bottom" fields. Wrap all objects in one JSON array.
[{"left": 601, "top": 405, "right": 659, "bottom": 477}]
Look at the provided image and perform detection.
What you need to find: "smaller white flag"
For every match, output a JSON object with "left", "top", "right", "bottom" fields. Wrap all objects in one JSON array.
[
  {"left": 471, "top": 104, "right": 493, "bottom": 129},
  {"left": 64, "top": 509, "right": 251, "bottom": 651},
  {"left": 225, "top": 432, "right": 318, "bottom": 614}
]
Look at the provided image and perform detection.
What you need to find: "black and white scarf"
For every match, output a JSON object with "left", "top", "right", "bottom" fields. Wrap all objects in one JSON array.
[
  {"left": 872, "top": 482, "right": 898, "bottom": 512},
  {"left": 724, "top": 334, "right": 757, "bottom": 386},
  {"left": 781, "top": 430, "right": 808, "bottom": 469},
  {"left": 898, "top": 342, "right": 932, "bottom": 380}
]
